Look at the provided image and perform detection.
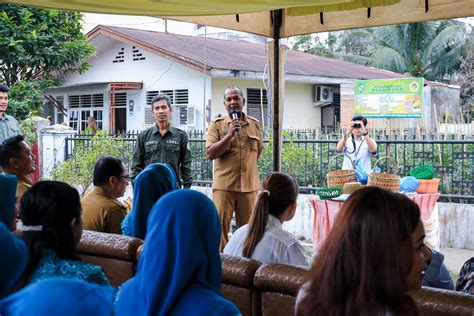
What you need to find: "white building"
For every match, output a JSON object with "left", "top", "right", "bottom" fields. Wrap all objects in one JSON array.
[{"left": 46, "top": 25, "right": 459, "bottom": 133}]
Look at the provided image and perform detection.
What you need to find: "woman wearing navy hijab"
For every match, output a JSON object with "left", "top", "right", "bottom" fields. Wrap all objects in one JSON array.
[
  {"left": 0, "top": 174, "right": 27, "bottom": 298},
  {"left": 115, "top": 190, "right": 240, "bottom": 316},
  {"left": 121, "top": 163, "right": 177, "bottom": 239},
  {"left": 0, "top": 278, "right": 115, "bottom": 315}
]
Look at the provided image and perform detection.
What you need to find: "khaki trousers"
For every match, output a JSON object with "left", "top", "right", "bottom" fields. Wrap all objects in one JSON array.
[{"left": 212, "top": 189, "right": 257, "bottom": 250}]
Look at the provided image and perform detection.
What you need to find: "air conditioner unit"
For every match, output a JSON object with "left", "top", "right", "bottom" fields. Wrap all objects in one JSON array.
[{"left": 314, "top": 85, "right": 334, "bottom": 103}]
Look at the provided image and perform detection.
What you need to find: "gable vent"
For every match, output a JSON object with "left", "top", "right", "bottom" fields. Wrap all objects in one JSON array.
[
  {"left": 132, "top": 46, "right": 146, "bottom": 61},
  {"left": 113, "top": 47, "right": 125, "bottom": 63}
]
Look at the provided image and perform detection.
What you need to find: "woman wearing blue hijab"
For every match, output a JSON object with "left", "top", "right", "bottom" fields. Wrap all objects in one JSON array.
[
  {"left": 0, "top": 174, "right": 27, "bottom": 298},
  {"left": 0, "top": 174, "right": 18, "bottom": 230},
  {"left": 0, "top": 278, "right": 115, "bottom": 315},
  {"left": 121, "top": 163, "right": 177, "bottom": 239},
  {"left": 115, "top": 190, "right": 240, "bottom": 316},
  {"left": 0, "top": 223, "right": 27, "bottom": 298}
]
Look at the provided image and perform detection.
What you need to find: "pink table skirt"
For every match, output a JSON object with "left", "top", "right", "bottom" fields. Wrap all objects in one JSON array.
[{"left": 310, "top": 193, "right": 440, "bottom": 251}]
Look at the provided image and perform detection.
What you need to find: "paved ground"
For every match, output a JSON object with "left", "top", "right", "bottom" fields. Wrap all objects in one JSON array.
[{"left": 441, "top": 247, "right": 473, "bottom": 276}]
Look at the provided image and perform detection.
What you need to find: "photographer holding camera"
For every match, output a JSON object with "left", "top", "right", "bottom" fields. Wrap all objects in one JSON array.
[{"left": 336, "top": 115, "right": 377, "bottom": 175}]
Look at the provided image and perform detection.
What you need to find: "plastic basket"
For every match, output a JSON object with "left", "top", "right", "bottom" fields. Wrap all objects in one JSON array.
[
  {"left": 368, "top": 157, "right": 401, "bottom": 192},
  {"left": 326, "top": 154, "right": 356, "bottom": 187},
  {"left": 410, "top": 165, "right": 435, "bottom": 180},
  {"left": 316, "top": 186, "right": 342, "bottom": 200}
]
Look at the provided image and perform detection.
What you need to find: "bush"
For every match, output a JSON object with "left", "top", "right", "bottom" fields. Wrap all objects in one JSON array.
[{"left": 50, "top": 132, "right": 134, "bottom": 196}]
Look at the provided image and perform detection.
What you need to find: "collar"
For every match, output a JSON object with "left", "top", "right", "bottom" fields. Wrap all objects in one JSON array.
[
  {"left": 0, "top": 113, "right": 9, "bottom": 121},
  {"left": 92, "top": 186, "right": 123, "bottom": 206},
  {"left": 267, "top": 214, "right": 282, "bottom": 229},
  {"left": 152, "top": 123, "right": 172, "bottom": 136}
]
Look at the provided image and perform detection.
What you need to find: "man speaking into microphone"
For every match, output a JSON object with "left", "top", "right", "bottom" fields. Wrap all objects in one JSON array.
[{"left": 206, "top": 86, "right": 264, "bottom": 249}]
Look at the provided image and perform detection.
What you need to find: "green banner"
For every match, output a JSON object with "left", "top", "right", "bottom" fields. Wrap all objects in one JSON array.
[{"left": 354, "top": 78, "right": 423, "bottom": 118}]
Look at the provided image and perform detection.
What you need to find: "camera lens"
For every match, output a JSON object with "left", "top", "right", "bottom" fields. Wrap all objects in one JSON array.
[{"left": 353, "top": 123, "right": 361, "bottom": 128}]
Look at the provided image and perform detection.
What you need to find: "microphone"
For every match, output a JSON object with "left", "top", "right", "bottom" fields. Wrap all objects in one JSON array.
[{"left": 231, "top": 108, "right": 240, "bottom": 136}]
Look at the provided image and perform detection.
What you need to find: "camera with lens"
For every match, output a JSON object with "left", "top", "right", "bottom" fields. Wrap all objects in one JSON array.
[{"left": 352, "top": 123, "right": 361, "bottom": 129}]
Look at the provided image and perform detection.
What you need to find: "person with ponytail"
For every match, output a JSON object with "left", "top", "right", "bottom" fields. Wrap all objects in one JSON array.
[{"left": 224, "top": 172, "right": 309, "bottom": 267}]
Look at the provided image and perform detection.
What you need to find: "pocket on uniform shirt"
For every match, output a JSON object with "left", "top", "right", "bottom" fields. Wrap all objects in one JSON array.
[
  {"left": 144, "top": 143, "right": 158, "bottom": 159},
  {"left": 248, "top": 135, "right": 260, "bottom": 151},
  {"left": 165, "top": 143, "right": 180, "bottom": 162}
]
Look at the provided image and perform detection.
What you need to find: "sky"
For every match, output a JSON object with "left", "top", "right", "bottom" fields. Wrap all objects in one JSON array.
[{"left": 83, "top": 13, "right": 208, "bottom": 35}]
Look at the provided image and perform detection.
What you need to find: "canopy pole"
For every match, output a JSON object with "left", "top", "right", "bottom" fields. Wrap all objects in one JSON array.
[{"left": 272, "top": 9, "right": 282, "bottom": 172}]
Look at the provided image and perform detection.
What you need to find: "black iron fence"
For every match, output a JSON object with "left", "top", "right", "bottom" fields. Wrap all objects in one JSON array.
[{"left": 64, "top": 130, "right": 474, "bottom": 203}]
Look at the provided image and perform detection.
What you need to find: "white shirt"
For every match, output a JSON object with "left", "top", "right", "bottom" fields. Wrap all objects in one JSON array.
[
  {"left": 223, "top": 214, "right": 310, "bottom": 267},
  {"left": 338, "top": 136, "right": 377, "bottom": 174}
]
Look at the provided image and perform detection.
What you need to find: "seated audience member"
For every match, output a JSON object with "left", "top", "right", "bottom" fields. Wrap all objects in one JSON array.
[
  {"left": 20, "top": 181, "right": 110, "bottom": 286},
  {"left": 0, "top": 135, "right": 35, "bottom": 200},
  {"left": 121, "top": 163, "right": 177, "bottom": 238},
  {"left": 115, "top": 190, "right": 240, "bottom": 315},
  {"left": 422, "top": 247, "right": 454, "bottom": 290},
  {"left": 81, "top": 156, "right": 128, "bottom": 234},
  {"left": 0, "top": 174, "right": 28, "bottom": 298},
  {"left": 0, "top": 223, "right": 27, "bottom": 298},
  {"left": 0, "top": 278, "right": 115, "bottom": 316},
  {"left": 0, "top": 174, "right": 19, "bottom": 231},
  {"left": 456, "top": 257, "right": 474, "bottom": 295},
  {"left": 224, "top": 172, "right": 309, "bottom": 267},
  {"left": 296, "top": 187, "right": 432, "bottom": 316}
]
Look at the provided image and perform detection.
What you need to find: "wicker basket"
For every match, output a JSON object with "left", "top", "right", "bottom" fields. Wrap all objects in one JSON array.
[
  {"left": 316, "top": 186, "right": 342, "bottom": 200},
  {"left": 326, "top": 154, "right": 356, "bottom": 187},
  {"left": 368, "top": 157, "right": 401, "bottom": 192}
]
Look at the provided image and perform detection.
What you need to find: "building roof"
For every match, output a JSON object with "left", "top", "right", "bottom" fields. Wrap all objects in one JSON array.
[{"left": 87, "top": 25, "right": 411, "bottom": 81}]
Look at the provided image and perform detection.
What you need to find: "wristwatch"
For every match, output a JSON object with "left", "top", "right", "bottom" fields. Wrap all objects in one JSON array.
[{"left": 363, "top": 132, "right": 368, "bottom": 136}]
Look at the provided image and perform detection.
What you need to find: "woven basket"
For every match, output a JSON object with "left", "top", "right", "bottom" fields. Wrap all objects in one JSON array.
[
  {"left": 368, "top": 157, "right": 401, "bottom": 192},
  {"left": 316, "top": 186, "right": 342, "bottom": 200},
  {"left": 326, "top": 154, "right": 356, "bottom": 187}
]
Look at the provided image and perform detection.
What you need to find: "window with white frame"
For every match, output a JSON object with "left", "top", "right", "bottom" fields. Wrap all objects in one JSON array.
[
  {"left": 68, "top": 93, "right": 104, "bottom": 132},
  {"left": 145, "top": 89, "right": 194, "bottom": 126}
]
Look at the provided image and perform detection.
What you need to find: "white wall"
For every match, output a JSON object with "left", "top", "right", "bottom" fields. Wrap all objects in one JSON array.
[
  {"left": 53, "top": 40, "right": 212, "bottom": 131},
  {"left": 211, "top": 78, "right": 321, "bottom": 130}
]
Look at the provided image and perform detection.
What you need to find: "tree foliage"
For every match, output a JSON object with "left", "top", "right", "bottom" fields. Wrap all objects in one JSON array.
[
  {"left": 291, "top": 20, "right": 471, "bottom": 83},
  {"left": 0, "top": 4, "right": 94, "bottom": 119}
]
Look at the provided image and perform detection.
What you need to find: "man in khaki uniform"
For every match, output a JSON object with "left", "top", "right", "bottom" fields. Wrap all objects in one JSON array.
[
  {"left": 0, "top": 134, "right": 35, "bottom": 200},
  {"left": 206, "top": 86, "right": 264, "bottom": 249},
  {"left": 81, "top": 156, "right": 128, "bottom": 234}
]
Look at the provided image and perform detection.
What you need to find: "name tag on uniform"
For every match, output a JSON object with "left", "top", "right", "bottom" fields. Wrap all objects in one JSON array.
[
  {"left": 145, "top": 141, "right": 158, "bottom": 145},
  {"left": 166, "top": 139, "right": 180, "bottom": 145}
]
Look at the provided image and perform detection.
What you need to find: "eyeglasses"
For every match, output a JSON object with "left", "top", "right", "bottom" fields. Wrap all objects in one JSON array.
[{"left": 119, "top": 175, "right": 131, "bottom": 181}]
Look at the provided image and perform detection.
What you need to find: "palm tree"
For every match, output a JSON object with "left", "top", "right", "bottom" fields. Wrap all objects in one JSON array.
[{"left": 337, "top": 20, "right": 470, "bottom": 82}]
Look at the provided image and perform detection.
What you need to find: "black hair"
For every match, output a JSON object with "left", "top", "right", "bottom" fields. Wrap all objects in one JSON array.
[
  {"left": 150, "top": 94, "right": 171, "bottom": 109},
  {"left": 0, "top": 134, "right": 24, "bottom": 168},
  {"left": 352, "top": 115, "right": 368, "bottom": 126},
  {"left": 93, "top": 156, "right": 124, "bottom": 186},
  {"left": 20, "top": 181, "right": 82, "bottom": 284},
  {"left": 242, "top": 172, "right": 299, "bottom": 258},
  {"left": 0, "top": 84, "right": 8, "bottom": 93}
]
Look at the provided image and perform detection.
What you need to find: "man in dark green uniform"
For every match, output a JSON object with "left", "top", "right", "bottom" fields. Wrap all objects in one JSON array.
[{"left": 131, "top": 94, "right": 192, "bottom": 188}]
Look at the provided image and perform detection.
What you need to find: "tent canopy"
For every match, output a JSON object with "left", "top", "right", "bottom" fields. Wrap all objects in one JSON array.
[{"left": 4, "top": 0, "right": 473, "bottom": 36}]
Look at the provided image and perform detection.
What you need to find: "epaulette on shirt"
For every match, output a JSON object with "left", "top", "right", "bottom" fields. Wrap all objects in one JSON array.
[
  {"left": 212, "top": 115, "right": 226, "bottom": 123},
  {"left": 246, "top": 115, "right": 260, "bottom": 123}
]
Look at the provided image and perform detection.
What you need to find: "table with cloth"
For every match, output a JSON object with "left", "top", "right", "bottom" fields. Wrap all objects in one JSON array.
[{"left": 310, "top": 193, "right": 440, "bottom": 252}]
